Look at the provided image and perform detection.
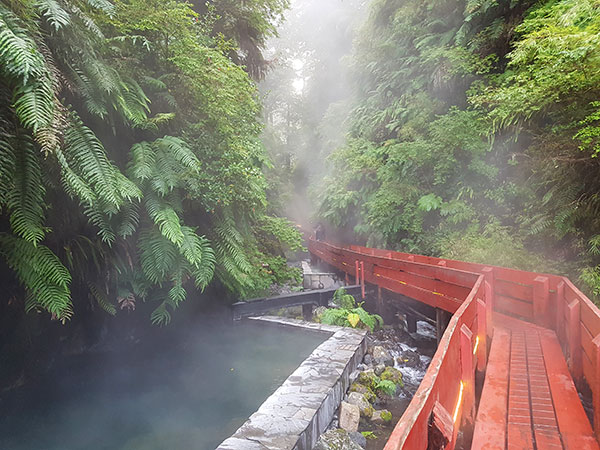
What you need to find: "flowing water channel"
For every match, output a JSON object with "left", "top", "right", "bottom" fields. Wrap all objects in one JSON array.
[{"left": 0, "top": 322, "right": 327, "bottom": 450}]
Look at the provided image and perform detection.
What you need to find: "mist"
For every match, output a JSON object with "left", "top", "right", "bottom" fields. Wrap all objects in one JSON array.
[{"left": 260, "top": 0, "right": 371, "bottom": 231}]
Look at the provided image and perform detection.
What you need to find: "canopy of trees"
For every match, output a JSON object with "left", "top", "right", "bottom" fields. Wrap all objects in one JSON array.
[
  {"left": 313, "top": 0, "right": 600, "bottom": 298},
  {"left": 0, "top": 0, "right": 300, "bottom": 326}
]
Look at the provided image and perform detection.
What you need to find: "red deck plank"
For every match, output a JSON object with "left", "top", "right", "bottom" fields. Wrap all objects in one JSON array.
[
  {"left": 539, "top": 329, "right": 599, "bottom": 450},
  {"left": 472, "top": 328, "right": 510, "bottom": 450}
]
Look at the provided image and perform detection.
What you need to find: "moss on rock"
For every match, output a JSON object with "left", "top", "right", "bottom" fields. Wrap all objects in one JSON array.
[{"left": 380, "top": 367, "right": 403, "bottom": 386}]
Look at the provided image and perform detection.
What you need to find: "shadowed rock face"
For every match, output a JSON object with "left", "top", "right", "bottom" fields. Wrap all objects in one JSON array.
[{"left": 217, "top": 317, "right": 367, "bottom": 450}]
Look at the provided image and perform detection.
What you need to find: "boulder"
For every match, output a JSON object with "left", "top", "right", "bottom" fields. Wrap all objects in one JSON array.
[
  {"left": 357, "top": 370, "right": 378, "bottom": 390},
  {"left": 339, "top": 402, "right": 360, "bottom": 432},
  {"left": 371, "top": 346, "right": 394, "bottom": 366},
  {"left": 371, "top": 409, "right": 393, "bottom": 424},
  {"left": 349, "top": 382, "right": 376, "bottom": 403},
  {"left": 363, "top": 353, "right": 373, "bottom": 366},
  {"left": 396, "top": 349, "right": 420, "bottom": 368},
  {"left": 314, "top": 429, "right": 363, "bottom": 450},
  {"left": 374, "top": 364, "right": 386, "bottom": 376},
  {"left": 347, "top": 392, "right": 374, "bottom": 418},
  {"left": 380, "top": 366, "right": 403, "bottom": 386},
  {"left": 348, "top": 431, "right": 367, "bottom": 448}
]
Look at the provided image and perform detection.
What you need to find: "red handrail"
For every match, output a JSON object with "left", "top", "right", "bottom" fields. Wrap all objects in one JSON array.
[{"left": 308, "top": 239, "right": 600, "bottom": 447}]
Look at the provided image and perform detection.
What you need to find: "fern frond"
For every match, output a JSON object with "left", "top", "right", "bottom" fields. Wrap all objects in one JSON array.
[
  {"left": 88, "top": 282, "right": 116, "bottom": 315},
  {"left": 150, "top": 301, "right": 171, "bottom": 326},
  {"left": 155, "top": 136, "right": 201, "bottom": 174},
  {"left": 129, "top": 141, "right": 155, "bottom": 181},
  {"left": 0, "top": 233, "right": 72, "bottom": 319},
  {"left": 0, "top": 6, "right": 45, "bottom": 83},
  {"left": 13, "top": 78, "right": 54, "bottom": 132},
  {"left": 83, "top": 0, "right": 115, "bottom": 17},
  {"left": 7, "top": 135, "right": 46, "bottom": 244},
  {"left": 138, "top": 228, "right": 179, "bottom": 284},
  {"left": 145, "top": 193, "right": 184, "bottom": 245},
  {"left": 35, "top": 0, "right": 71, "bottom": 31}
]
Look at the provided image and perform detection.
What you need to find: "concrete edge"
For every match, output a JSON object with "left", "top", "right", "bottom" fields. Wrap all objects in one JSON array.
[{"left": 216, "top": 317, "right": 367, "bottom": 450}]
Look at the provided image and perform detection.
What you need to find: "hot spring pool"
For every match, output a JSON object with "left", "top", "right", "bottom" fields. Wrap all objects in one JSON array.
[{"left": 0, "top": 322, "right": 327, "bottom": 450}]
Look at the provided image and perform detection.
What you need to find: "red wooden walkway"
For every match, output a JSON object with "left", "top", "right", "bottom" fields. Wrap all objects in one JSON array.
[{"left": 308, "top": 239, "right": 600, "bottom": 450}]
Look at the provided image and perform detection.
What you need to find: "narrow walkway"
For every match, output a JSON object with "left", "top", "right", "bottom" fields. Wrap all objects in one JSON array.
[{"left": 472, "top": 314, "right": 598, "bottom": 450}]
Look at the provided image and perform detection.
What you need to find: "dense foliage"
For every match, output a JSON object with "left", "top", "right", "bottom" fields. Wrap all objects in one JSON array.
[
  {"left": 0, "top": 0, "right": 299, "bottom": 325},
  {"left": 315, "top": 0, "right": 600, "bottom": 296},
  {"left": 318, "top": 288, "right": 384, "bottom": 332}
]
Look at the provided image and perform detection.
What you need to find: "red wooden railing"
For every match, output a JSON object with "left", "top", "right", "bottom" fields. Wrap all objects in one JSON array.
[{"left": 308, "top": 239, "right": 600, "bottom": 448}]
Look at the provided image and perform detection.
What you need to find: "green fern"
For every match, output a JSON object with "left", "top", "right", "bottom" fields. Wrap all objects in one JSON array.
[
  {"left": 0, "top": 233, "right": 72, "bottom": 319},
  {"left": 7, "top": 135, "right": 46, "bottom": 244}
]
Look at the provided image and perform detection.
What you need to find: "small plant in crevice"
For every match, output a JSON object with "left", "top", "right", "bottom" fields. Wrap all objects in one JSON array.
[
  {"left": 318, "top": 288, "right": 383, "bottom": 332},
  {"left": 375, "top": 379, "right": 397, "bottom": 397}
]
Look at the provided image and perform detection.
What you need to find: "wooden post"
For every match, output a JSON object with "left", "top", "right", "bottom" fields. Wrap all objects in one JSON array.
[
  {"left": 407, "top": 314, "right": 417, "bottom": 333},
  {"left": 360, "top": 261, "right": 365, "bottom": 299},
  {"left": 460, "top": 324, "right": 475, "bottom": 425},
  {"left": 556, "top": 281, "right": 565, "bottom": 339},
  {"left": 533, "top": 276, "right": 550, "bottom": 327},
  {"left": 477, "top": 298, "right": 487, "bottom": 372},
  {"left": 593, "top": 334, "right": 600, "bottom": 439},
  {"left": 302, "top": 304, "right": 313, "bottom": 321},
  {"left": 377, "top": 285, "right": 383, "bottom": 316},
  {"left": 568, "top": 299, "right": 583, "bottom": 381},
  {"left": 345, "top": 272, "right": 350, "bottom": 286},
  {"left": 482, "top": 267, "right": 494, "bottom": 339},
  {"left": 355, "top": 260, "right": 359, "bottom": 285}
]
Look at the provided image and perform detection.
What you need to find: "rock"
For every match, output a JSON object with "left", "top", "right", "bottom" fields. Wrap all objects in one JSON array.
[
  {"left": 357, "top": 370, "right": 378, "bottom": 390},
  {"left": 396, "top": 349, "right": 420, "bottom": 368},
  {"left": 348, "top": 431, "right": 367, "bottom": 448},
  {"left": 313, "top": 306, "right": 328, "bottom": 321},
  {"left": 339, "top": 402, "right": 360, "bottom": 432},
  {"left": 363, "top": 354, "right": 373, "bottom": 365},
  {"left": 374, "top": 363, "right": 385, "bottom": 376},
  {"left": 371, "top": 345, "right": 394, "bottom": 366},
  {"left": 380, "top": 366, "right": 403, "bottom": 386},
  {"left": 371, "top": 409, "right": 393, "bottom": 424},
  {"left": 347, "top": 392, "right": 374, "bottom": 418},
  {"left": 349, "top": 382, "right": 376, "bottom": 403},
  {"left": 314, "top": 429, "right": 363, "bottom": 450},
  {"left": 349, "top": 369, "right": 361, "bottom": 384}
]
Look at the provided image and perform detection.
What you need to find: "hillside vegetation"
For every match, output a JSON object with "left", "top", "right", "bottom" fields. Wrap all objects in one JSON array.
[{"left": 315, "top": 0, "right": 600, "bottom": 298}]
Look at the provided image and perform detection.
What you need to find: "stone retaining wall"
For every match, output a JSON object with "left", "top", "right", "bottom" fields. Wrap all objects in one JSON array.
[{"left": 216, "top": 317, "right": 367, "bottom": 450}]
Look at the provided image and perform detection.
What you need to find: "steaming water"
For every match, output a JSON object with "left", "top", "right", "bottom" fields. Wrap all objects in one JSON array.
[{"left": 0, "top": 322, "right": 326, "bottom": 450}]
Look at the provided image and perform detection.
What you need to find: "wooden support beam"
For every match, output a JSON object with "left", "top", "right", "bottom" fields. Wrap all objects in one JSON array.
[
  {"left": 302, "top": 304, "right": 313, "bottom": 321},
  {"left": 482, "top": 268, "right": 494, "bottom": 339},
  {"left": 533, "top": 276, "right": 550, "bottom": 328},
  {"left": 406, "top": 314, "right": 417, "bottom": 333},
  {"left": 460, "top": 324, "right": 475, "bottom": 425},
  {"left": 476, "top": 298, "right": 487, "bottom": 372},
  {"left": 355, "top": 260, "right": 359, "bottom": 285},
  {"left": 556, "top": 281, "right": 565, "bottom": 340},
  {"left": 593, "top": 333, "right": 600, "bottom": 440},
  {"left": 568, "top": 299, "right": 583, "bottom": 381},
  {"left": 360, "top": 260, "right": 365, "bottom": 299}
]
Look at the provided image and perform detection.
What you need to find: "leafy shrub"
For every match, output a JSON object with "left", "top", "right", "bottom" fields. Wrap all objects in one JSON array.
[
  {"left": 375, "top": 379, "right": 397, "bottom": 397},
  {"left": 319, "top": 288, "right": 383, "bottom": 332}
]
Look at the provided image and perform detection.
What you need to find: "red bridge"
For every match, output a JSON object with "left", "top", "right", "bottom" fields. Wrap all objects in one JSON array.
[{"left": 308, "top": 239, "right": 600, "bottom": 450}]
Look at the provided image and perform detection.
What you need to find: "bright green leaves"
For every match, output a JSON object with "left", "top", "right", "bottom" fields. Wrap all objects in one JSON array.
[
  {"left": 0, "top": 6, "right": 47, "bottom": 83},
  {"left": 7, "top": 136, "right": 46, "bottom": 245},
  {"left": 0, "top": 233, "right": 72, "bottom": 320},
  {"left": 36, "top": 0, "right": 71, "bottom": 31},
  {"left": 417, "top": 194, "right": 443, "bottom": 212}
]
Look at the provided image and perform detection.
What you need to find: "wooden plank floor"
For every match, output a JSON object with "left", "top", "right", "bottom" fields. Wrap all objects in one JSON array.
[{"left": 472, "top": 314, "right": 598, "bottom": 450}]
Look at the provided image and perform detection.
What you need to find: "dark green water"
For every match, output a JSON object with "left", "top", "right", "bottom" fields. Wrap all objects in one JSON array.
[{"left": 0, "top": 322, "right": 326, "bottom": 450}]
